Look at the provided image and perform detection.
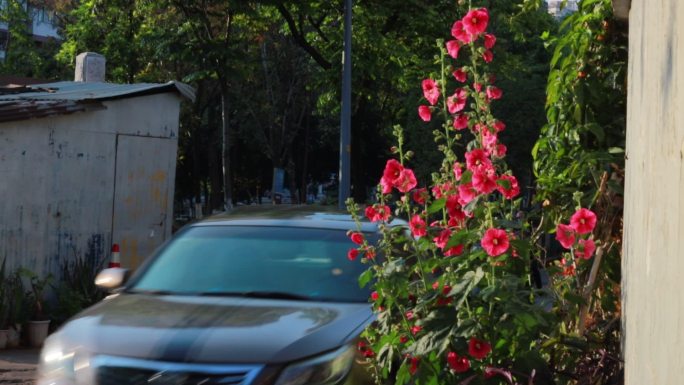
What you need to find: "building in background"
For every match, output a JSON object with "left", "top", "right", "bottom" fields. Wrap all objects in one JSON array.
[
  {"left": 546, "top": 0, "right": 579, "bottom": 18},
  {"left": 0, "top": 0, "right": 60, "bottom": 60}
]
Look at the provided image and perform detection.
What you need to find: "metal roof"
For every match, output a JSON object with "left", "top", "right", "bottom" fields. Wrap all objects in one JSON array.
[
  {"left": 0, "top": 81, "right": 194, "bottom": 123},
  {"left": 0, "top": 81, "right": 195, "bottom": 102}
]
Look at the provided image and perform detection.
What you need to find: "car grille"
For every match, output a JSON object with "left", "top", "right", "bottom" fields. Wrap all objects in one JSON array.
[{"left": 92, "top": 355, "right": 263, "bottom": 385}]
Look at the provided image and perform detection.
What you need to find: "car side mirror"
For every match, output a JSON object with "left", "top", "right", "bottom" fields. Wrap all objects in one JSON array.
[{"left": 95, "top": 268, "right": 130, "bottom": 291}]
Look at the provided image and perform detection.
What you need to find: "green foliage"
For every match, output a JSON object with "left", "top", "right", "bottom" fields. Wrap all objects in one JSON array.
[{"left": 51, "top": 254, "right": 107, "bottom": 325}]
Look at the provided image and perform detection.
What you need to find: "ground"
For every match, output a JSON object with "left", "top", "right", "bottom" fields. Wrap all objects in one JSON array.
[{"left": 0, "top": 349, "right": 38, "bottom": 385}]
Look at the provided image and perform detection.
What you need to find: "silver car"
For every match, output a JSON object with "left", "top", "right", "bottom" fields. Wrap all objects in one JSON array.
[{"left": 37, "top": 207, "right": 379, "bottom": 385}]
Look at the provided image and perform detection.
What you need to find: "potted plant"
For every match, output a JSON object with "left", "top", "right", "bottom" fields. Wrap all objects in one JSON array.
[
  {"left": 5, "top": 270, "right": 28, "bottom": 348},
  {"left": 20, "top": 268, "right": 53, "bottom": 347}
]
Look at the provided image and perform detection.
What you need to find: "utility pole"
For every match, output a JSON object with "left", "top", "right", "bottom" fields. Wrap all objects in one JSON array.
[{"left": 338, "top": 0, "right": 352, "bottom": 209}]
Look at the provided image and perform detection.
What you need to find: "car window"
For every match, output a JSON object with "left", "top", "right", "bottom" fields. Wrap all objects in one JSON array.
[{"left": 129, "top": 225, "right": 373, "bottom": 302}]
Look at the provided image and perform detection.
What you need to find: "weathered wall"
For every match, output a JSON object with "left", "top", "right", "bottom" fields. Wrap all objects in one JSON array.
[
  {"left": 623, "top": 0, "right": 684, "bottom": 383},
  {"left": 0, "top": 93, "right": 180, "bottom": 276}
]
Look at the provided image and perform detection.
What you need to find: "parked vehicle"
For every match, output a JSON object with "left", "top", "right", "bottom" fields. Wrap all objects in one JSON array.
[{"left": 37, "top": 206, "right": 384, "bottom": 385}]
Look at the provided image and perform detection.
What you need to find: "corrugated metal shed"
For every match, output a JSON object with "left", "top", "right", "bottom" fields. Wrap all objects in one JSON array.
[{"left": 0, "top": 81, "right": 194, "bottom": 122}]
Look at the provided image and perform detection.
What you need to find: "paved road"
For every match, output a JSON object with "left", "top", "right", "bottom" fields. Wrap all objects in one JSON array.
[{"left": 0, "top": 349, "right": 38, "bottom": 385}]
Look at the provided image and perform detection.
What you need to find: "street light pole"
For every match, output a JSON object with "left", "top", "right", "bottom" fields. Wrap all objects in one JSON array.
[{"left": 338, "top": 0, "right": 352, "bottom": 209}]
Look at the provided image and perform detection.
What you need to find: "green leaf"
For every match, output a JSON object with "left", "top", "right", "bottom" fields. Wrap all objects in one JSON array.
[
  {"left": 427, "top": 198, "right": 446, "bottom": 214},
  {"left": 359, "top": 269, "right": 373, "bottom": 288}
]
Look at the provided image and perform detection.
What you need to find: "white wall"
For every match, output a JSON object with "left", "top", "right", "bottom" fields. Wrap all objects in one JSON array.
[{"left": 623, "top": 0, "right": 684, "bottom": 383}]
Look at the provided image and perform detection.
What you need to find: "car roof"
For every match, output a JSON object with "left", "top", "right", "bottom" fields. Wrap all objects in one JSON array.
[{"left": 192, "top": 204, "right": 404, "bottom": 233}]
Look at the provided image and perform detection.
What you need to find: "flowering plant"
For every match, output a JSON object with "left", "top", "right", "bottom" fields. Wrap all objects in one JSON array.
[{"left": 347, "top": 5, "right": 614, "bottom": 385}]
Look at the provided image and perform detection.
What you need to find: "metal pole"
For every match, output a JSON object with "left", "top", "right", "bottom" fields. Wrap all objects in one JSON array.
[{"left": 338, "top": 0, "right": 352, "bottom": 209}]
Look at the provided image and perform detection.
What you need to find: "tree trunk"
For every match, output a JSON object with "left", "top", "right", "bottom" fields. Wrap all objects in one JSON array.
[{"left": 220, "top": 81, "right": 233, "bottom": 210}]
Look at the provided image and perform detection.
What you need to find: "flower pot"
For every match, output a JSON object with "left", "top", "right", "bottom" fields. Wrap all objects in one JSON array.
[
  {"left": 0, "top": 329, "right": 8, "bottom": 349},
  {"left": 27, "top": 320, "right": 50, "bottom": 347},
  {"left": 7, "top": 326, "right": 21, "bottom": 348}
]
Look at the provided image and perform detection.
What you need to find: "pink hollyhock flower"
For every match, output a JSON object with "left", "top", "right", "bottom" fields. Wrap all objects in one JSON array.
[
  {"left": 395, "top": 168, "right": 418, "bottom": 193},
  {"left": 556, "top": 223, "right": 576, "bottom": 249},
  {"left": 446, "top": 40, "right": 461, "bottom": 59},
  {"left": 412, "top": 188, "right": 428, "bottom": 204},
  {"left": 493, "top": 120, "right": 506, "bottom": 132},
  {"left": 492, "top": 143, "right": 507, "bottom": 158},
  {"left": 422, "top": 79, "right": 440, "bottom": 105},
  {"left": 497, "top": 174, "right": 520, "bottom": 199},
  {"left": 453, "top": 113, "right": 469, "bottom": 130},
  {"left": 447, "top": 88, "right": 467, "bottom": 114},
  {"left": 482, "top": 49, "right": 494, "bottom": 63},
  {"left": 458, "top": 183, "right": 478, "bottom": 205},
  {"left": 411, "top": 325, "right": 422, "bottom": 335},
  {"left": 453, "top": 68, "right": 467, "bottom": 82},
  {"left": 482, "top": 128, "right": 498, "bottom": 148},
  {"left": 433, "top": 228, "right": 451, "bottom": 249},
  {"left": 468, "top": 337, "right": 492, "bottom": 359},
  {"left": 473, "top": 82, "right": 483, "bottom": 92},
  {"left": 465, "top": 148, "right": 493, "bottom": 172},
  {"left": 444, "top": 244, "right": 464, "bottom": 257},
  {"left": 370, "top": 291, "right": 379, "bottom": 301},
  {"left": 405, "top": 310, "right": 414, "bottom": 320},
  {"left": 486, "top": 86, "right": 503, "bottom": 100},
  {"left": 418, "top": 105, "right": 431, "bottom": 122},
  {"left": 383, "top": 159, "right": 403, "bottom": 185},
  {"left": 484, "top": 33, "right": 496, "bottom": 49},
  {"left": 472, "top": 170, "right": 498, "bottom": 194},
  {"left": 409, "top": 215, "right": 427, "bottom": 237},
  {"left": 481, "top": 228, "right": 509, "bottom": 256},
  {"left": 575, "top": 239, "right": 596, "bottom": 259},
  {"left": 570, "top": 208, "right": 597, "bottom": 234},
  {"left": 463, "top": 8, "right": 489, "bottom": 36},
  {"left": 347, "top": 248, "right": 359, "bottom": 261},
  {"left": 447, "top": 352, "right": 471, "bottom": 373},
  {"left": 453, "top": 162, "right": 463, "bottom": 180},
  {"left": 365, "top": 205, "right": 390, "bottom": 222},
  {"left": 451, "top": 20, "right": 473, "bottom": 43},
  {"left": 409, "top": 356, "right": 420, "bottom": 375},
  {"left": 379, "top": 176, "right": 393, "bottom": 194},
  {"left": 350, "top": 232, "right": 364, "bottom": 244}
]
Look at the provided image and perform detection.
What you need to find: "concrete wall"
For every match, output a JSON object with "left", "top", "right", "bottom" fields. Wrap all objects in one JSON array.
[
  {"left": 0, "top": 93, "right": 180, "bottom": 276},
  {"left": 623, "top": 0, "right": 684, "bottom": 383}
]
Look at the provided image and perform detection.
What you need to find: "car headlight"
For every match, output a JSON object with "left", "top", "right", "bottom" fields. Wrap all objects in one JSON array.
[
  {"left": 37, "top": 336, "right": 93, "bottom": 385},
  {"left": 273, "top": 344, "right": 356, "bottom": 385}
]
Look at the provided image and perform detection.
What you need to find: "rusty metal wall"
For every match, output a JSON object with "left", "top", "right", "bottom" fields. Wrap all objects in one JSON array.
[{"left": 0, "top": 93, "right": 180, "bottom": 277}]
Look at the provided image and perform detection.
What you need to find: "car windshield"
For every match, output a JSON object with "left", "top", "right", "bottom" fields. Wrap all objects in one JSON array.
[{"left": 129, "top": 225, "right": 373, "bottom": 302}]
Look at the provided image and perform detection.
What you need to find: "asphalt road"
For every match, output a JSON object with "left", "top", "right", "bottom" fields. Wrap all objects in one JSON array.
[{"left": 0, "top": 349, "right": 38, "bottom": 385}]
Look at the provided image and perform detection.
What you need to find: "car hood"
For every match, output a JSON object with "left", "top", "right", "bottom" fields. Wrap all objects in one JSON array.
[{"left": 55, "top": 293, "right": 373, "bottom": 364}]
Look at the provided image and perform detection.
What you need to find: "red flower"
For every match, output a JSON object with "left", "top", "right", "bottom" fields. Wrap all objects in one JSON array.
[
  {"left": 575, "top": 239, "right": 596, "bottom": 260},
  {"left": 560, "top": 258, "right": 576, "bottom": 276},
  {"left": 451, "top": 20, "right": 473, "bottom": 43},
  {"left": 446, "top": 40, "right": 461, "bottom": 59},
  {"left": 400, "top": 335, "right": 409, "bottom": 343},
  {"left": 411, "top": 325, "right": 422, "bottom": 335},
  {"left": 468, "top": 337, "right": 492, "bottom": 359},
  {"left": 484, "top": 33, "right": 496, "bottom": 49},
  {"left": 396, "top": 169, "right": 417, "bottom": 193},
  {"left": 412, "top": 188, "right": 428, "bottom": 205},
  {"left": 383, "top": 159, "right": 404, "bottom": 184},
  {"left": 365, "top": 247, "right": 376, "bottom": 260},
  {"left": 493, "top": 120, "right": 506, "bottom": 132},
  {"left": 444, "top": 244, "right": 464, "bottom": 257},
  {"left": 462, "top": 8, "right": 489, "bottom": 36},
  {"left": 365, "top": 205, "right": 390, "bottom": 222},
  {"left": 497, "top": 175, "right": 520, "bottom": 199},
  {"left": 472, "top": 170, "right": 498, "bottom": 195},
  {"left": 422, "top": 78, "right": 440, "bottom": 105},
  {"left": 418, "top": 105, "right": 431, "bottom": 122},
  {"left": 447, "top": 352, "right": 471, "bottom": 373},
  {"left": 473, "top": 82, "right": 483, "bottom": 92},
  {"left": 405, "top": 310, "right": 414, "bottom": 320},
  {"left": 380, "top": 176, "right": 393, "bottom": 194},
  {"left": 347, "top": 248, "right": 359, "bottom": 261},
  {"left": 556, "top": 223, "right": 576, "bottom": 249},
  {"left": 486, "top": 86, "right": 502, "bottom": 100},
  {"left": 482, "top": 49, "right": 494, "bottom": 63},
  {"left": 453, "top": 68, "right": 467, "bottom": 82},
  {"left": 350, "top": 232, "right": 364, "bottom": 245},
  {"left": 481, "top": 228, "right": 509, "bottom": 257},
  {"left": 433, "top": 228, "right": 452, "bottom": 249},
  {"left": 453, "top": 113, "right": 469, "bottom": 130},
  {"left": 570, "top": 208, "right": 597, "bottom": 234},
  {"left": 382, "top": 159, "right": 417, "bottom": 193},
  {"left": 458, "top": 183, "right": 478, "bottom": 205},
  {"left": 370, "top": 291, "right": 379, "bottom": 301},
  {"left": 465, "top": 149, "right": 492, "bottom": 172},
  {"left": 492, "top": 143, "right": 507, "bottom": 158},
  {"left": 409, "top": 215, "right": 427, "bottom": 237},
  {"left": 409, "top": 356, "right": 420, "bottom": 375},
  {"left": 447, "top": 88, "right": 467, "bottom": 114},
  {"left": 481, "top": 129, "right": 498, "bottom": 149}
]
